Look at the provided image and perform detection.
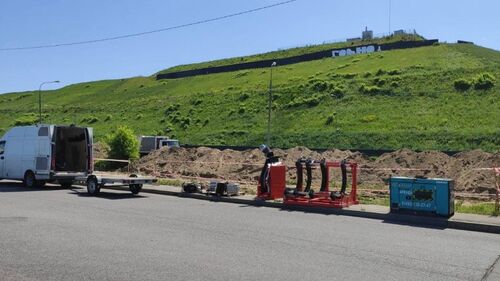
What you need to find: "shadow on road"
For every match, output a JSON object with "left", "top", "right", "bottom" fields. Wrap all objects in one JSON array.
[
  {"left": 68, "top": 189, "right": 147, "bottom": 200},
  {"left": 243, "top": 204, "right": 448, "bottom": 231},
  {"left": 0, "top": 181, "right": 76, "bottom": 193}
]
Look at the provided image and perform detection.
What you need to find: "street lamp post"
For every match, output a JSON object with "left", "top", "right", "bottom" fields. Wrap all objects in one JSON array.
[
  {"left": 38, "top": 80, "right": 60, "bottom": 124},
  {"left": 266, "top": 62, "right": 277, "bottom": 147}
]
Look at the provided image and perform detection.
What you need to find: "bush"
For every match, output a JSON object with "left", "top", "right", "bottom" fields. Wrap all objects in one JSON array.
[
  {"left": 325, "top": 114, "right": 335, "bottom": 125},
  {"left": 13, "top": 114, "right": 38, "bottom": 126},
  {"left": 239, "top": 93, "right": 250, "bottom": 101},
  {"left": 286, "top": 94, "right": 323, "bottom": 108},
  {"left": 191, "top": 99, "right": 203, "bottom": 106},
  {"left": 361, "top": 115, "right": 378, "bottom": 122},
  {"left": 375, "top": 69, "right": 386, "bottom": 76},
  {"left": 310, "top": 80, "right": 330, "bottom": 92},
  {"left": 81, "top": 116, "right": 99, "bottom": 124},
  {"left": 473, "top": 73, "right": 495, "bottom": 90},
  {"left": 330, "top": 87, "right": 345, "bottom": 99},
  {"left": 388, "top": 69, "right": 402, "bottom": 75},
  {"left": 360, "top": 84, "right": 381, "bottom": 95},
  {"left": 453, "top": 78, "right": 472, "bottom": 91},
  {"left": 374, "top": 77, "right": 386, "bottom": 86},
  {"left": 106, "top": 126, "right": 139, "bottom": 161},
  {"left": 104, "top": 115, "right": 112, "bottom": 121},
  {"left": 164, "top": 104, "right": 180, "bottom": 115},
  {"left": 179, "top": 117, "right": 191, "bottom": 129}
]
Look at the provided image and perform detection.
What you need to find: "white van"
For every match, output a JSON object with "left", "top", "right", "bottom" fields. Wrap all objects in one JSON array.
[{"left": 0, "top": 125, "right": 93, "bottom": 188}]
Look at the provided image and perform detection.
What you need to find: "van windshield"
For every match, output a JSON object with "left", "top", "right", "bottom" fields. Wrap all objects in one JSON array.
[{"left": 54, "top": 127, "right": 88, "bottom": 172}]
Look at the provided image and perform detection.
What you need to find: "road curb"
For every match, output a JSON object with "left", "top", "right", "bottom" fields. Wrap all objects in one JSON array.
[{"left": 107, "top": 186, "right": 500, "bottom": 235}]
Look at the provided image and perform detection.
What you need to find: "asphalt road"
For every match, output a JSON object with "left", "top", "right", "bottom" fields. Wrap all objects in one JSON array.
[{"left": 0, "top": 182, "right": 499, "bottom": 281}]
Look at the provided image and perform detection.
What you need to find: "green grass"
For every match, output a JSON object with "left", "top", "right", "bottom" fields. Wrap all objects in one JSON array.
[
  {"left": 158, "top": 34, "right": 424, "bottom": 74},
  {"left": 0, "top": 42, "right": 499, "bottom": 151},
  {"left": 455, "top": 201, "right": 499, "bottom": 216},
  {"left": 156, "top": 178, "right": 184, "bottom": 187},
  {"left": 359, "top": 195, "right": 390, "bottom": 206}
]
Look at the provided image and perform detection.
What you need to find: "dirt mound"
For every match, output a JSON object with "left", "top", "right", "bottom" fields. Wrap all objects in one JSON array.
[
  {"left": 93, "top": 142, "right": 110, "bottom": 159},
  {"left": 130, "top": 146, "right": 499, "bottom": 195}
]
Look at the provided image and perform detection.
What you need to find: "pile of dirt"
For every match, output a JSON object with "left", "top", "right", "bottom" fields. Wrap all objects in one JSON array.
[
  {"left": 130, "top": 146, "right": 499, "bottom": 195},
  {"left": 93, "top": 142, "right": 110, "bottom": 159}
]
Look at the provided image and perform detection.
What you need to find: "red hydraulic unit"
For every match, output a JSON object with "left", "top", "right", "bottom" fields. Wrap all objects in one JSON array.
[{"left": 256, "top": 145, "right": 286, "bottom": 200}]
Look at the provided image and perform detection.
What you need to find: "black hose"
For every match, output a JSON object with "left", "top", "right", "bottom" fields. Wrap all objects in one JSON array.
[
  {"left": 340, "top": 160, "right": 347, "bottom": 194},
  {"left": 305, "top": 159, "right": 313, "bottom": 192},
  {"left": 320, "top": 159, "right": 328, "bottom": 192},
  {"left": 295, "top": 158, "right": 303, "bottom": 191},
  {"left": 259, "top": 161, "right": 270, "bottom": 194}
]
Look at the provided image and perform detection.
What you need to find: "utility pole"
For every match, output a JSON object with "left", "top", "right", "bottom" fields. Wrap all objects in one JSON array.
[
  {"left": 266, "top": 62, "right": 277, "bottom": 146},
  {"left": 38, "top": 80, "right": 60, "bottom": 124}
]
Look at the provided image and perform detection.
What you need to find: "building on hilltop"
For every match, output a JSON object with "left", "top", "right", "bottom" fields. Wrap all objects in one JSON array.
[{"left": 362, "top": 27, "right": 373, "bottom": 40}]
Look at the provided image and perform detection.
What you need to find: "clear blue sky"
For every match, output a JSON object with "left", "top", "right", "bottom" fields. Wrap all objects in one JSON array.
[{"left": 1, "top": 0, "right": 499, "bottom": 94}]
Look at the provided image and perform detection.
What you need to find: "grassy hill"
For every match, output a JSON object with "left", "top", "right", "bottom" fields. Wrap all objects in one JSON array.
[{"left": 1, "top": 41, "right": 499, "bottom": 151}]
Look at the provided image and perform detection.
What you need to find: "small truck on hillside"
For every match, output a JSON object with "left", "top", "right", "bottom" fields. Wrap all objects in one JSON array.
[{"left": 139, "top": 135, "right": 179, "bottom": 155}]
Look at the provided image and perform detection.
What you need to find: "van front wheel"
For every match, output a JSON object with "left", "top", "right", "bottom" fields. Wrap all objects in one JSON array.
[{"left": 23, "top": 171, "right": 36, "bottom": 188}]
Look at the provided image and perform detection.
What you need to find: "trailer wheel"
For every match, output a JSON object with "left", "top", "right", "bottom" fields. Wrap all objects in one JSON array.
[
  {"left": 128, "top": 174, "right": 142, "bottom": 195},
  {"left": 23, "top": 171, "right": 36, "bottom": 188},
  {"left": 129, "top": 184, "right": 142, "bottom": 195},
  {"left": 86, "top": 176, "right": 100, "bottom": 196}
]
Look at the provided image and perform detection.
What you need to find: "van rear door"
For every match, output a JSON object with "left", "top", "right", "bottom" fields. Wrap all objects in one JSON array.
[
  {"left": 36, "top": 126, "right": 51, "bottom": 176},
  {"left": 53, "top": 126, "right": 89, "bottom": 174},
  {"left": 86, "top": 127, "right": 93, "bottom": 172},
  {"left": 0, "top": 140, "right": 5, "bottom": 178}
]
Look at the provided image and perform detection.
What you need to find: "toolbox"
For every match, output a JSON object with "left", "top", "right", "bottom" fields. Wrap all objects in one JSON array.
[{"left": 390, "top": 176, "right": 454, "bottom": 217}]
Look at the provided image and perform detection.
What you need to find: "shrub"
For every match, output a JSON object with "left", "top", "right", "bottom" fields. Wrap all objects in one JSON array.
[
  {"left": 136, "top": 114, "right": 143, "bottom": 120},
  {"left": 104, "top": 115, "right": 112, "bottom": 121},
  {"left": 325, "top": 114, "right": 335, "bottom": 125},
  {"left": 375, "top": 69, "right": 386, "bottom": 76},
  {"left": 453, "top": 78, "right": 472, "bottom": 91},
  {"left": 310, "top": 80, "right": 330, "bottom": 92},
  {"left": 287, "top": 94, "right": 323, "bottom": 108},
  {"left": 13, "top": 115, "right": 38, "bottom": 126},
  {"left": 374, "top": 77, "right": 386, "bottom": 86},
  {"left": 361, "top": 115, "right": 378, "bottom": 122},
  {"left": 81, "top": 116, "right": 99, "bottom": 124},
  {"left": 164, "top": 104, "right": 180, "bottom": 115},
  {"left": 360, "top": 84, "right": 382, "bottom": 95},
  {"left": 388, "top": 69, "right": 402, "bottom": 75},
  {"left": 330, "top": 87, "right": 345, "bottom": 99},
  {"left": 473, "top": 73, "right": 495, "bottom": 90},
  {"left": 106, "top": 126, "right": 139, "bottom": 161},
  {"left": 342, "top": 73, "right": 357, "bottom": 79},
  {"left": 191, "top": 99, "right": 203, "bottom": 106},
  {"left": 179, "top": 117, "right": 191, "bottom": 129},
  {"left": 389, "top": 81, "right": 399, "bottom": 87},
  {"left": 239, "top": 93, "right": 250, "bottom": 101}
]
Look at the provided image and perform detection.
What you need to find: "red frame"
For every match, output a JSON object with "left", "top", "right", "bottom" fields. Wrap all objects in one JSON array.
[{"left": 284, "top": 161, "right": 358, "bottom": 208}]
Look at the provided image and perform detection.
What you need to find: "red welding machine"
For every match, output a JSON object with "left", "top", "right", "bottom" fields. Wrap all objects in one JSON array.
[{"left": 256, "top": 146, "right": 358, "bottom": 209}]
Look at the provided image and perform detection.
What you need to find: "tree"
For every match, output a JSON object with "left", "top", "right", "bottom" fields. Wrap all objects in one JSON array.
[{"left": 107, "top": 126, "right": 139, "bottom": 161}]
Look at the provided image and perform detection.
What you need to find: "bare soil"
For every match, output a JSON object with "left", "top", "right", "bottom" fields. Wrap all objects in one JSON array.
[{"left": 126, "top": 146, "right": 499, "bottom": 196}]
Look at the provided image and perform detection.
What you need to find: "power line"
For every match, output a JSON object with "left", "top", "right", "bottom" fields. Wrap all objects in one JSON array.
[{"left": 0, "top": 0, "right": 298, "bottom": 51}]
